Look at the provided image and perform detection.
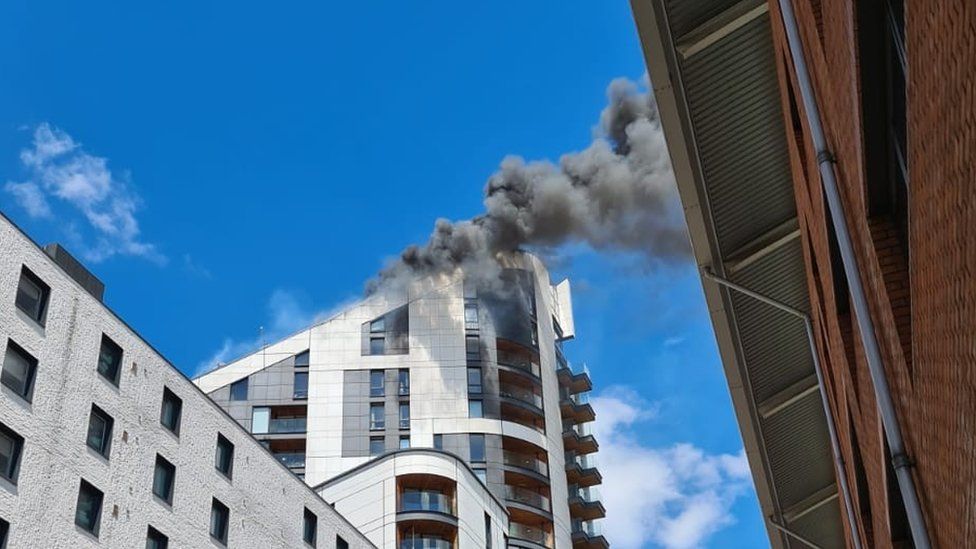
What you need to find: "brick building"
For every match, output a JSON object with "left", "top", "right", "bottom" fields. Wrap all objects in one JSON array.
[{"left": 632, "top": 0, "right": 975, "bottom": 547}]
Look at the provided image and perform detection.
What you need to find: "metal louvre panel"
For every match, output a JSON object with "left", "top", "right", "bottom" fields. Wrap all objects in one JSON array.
[
  {"left": 762, "top": 394, "right": 836, "bottom": 509},
  {"left": 792, "top": 497, "right": 848, "bottom": 547},
  {"left": 679, "top": 16, "right": 797, "bottom": 256},
  {"left": 665, "top": 0, "right": 743, "bottom": 39}
]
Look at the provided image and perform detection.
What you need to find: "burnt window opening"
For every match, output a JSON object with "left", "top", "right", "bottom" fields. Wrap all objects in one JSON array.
[
  {"left": 361, "top": 305, "right": 409, "bottom": 356},
  {"left": 480, "top": 269, "right": 539, "bottom": 350}
]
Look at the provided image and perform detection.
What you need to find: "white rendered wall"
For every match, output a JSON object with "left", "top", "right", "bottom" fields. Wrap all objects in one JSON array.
[{"left": 0, "top": 215, "right": 372, "bottom": 548}]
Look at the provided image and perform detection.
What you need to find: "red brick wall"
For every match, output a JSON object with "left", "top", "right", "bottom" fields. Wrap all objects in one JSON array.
[{"left": 767, "top": 0, "right": 976, "bottom": 547}]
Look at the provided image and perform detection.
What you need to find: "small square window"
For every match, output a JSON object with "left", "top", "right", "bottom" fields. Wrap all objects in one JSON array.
[
  {"left": 468, "top": 400, "right": 483, "bottom": 418},
  {"left": 96, "top": 335, "right": 123, "bottom": 386},
  {"left": 159, "top": 387, "right": 182, "bottom": 436},
  {"left": 467, "top": 367, "right": 482, "bottom": 395},
  {"left": 370, "top": 403, "right": 385, "bottom": 430},
  {"left": 152, "top": 454, "right": 176, "bottom": 505},
  {"left": 294, "top": 350, "right": 310, "bottom": 368},
  {"left": 86, "top": 404, "right": 114, "bottom": 458},
  {"left": 337, "top": 536, "right": 349, "bottom": 549},
  {"left": 294, "top": 372, "right": 309, "bottom": 400},
  {"left": 369, "top": 337, "right": 385, "bottom": 356},
  {"left": 215, "top": 434, "right": 234, "bottom": 479},
  {"left": 303, "top": 507, "right": 317, "bottom": 546},
  {"left": 210, "top": 498, "right": 230, "bottom": 545},
  {"left": 0, "top": 422, "right": 25, "bottom": 484},
  {"left": 470, "top": 434, "right": 486, "bottom": 462},
  {"left": 146, "top": 525, "right": 168, "bottom": 549},
  {"left": 370, "top": 370, "right": 385, "bottom": 397},
  {"left": 369, "top": 437, "right": 384, "bottom": 457},
  {"left": 399, "top": 403, "right": 410, "bottom": 429},
  {"left": 398, "top": 369, "right": 410, "bottom": 396},
  {"left": 399, "top": 436, "right": 410, "bottom": 449},
  {"left": 230, "top": 378, "right": 248, "bottom": 401},
  {"left": 15, "top": 266, "right": 50, "bottom": 326},
  {"left": 74, "top": 479, "right": 104, "bottom": 537},
  {"left": 1, "top": 340, "right": 37, "bottom": 402},
  {"left": 432, "top": 434, "right": 443, "bottom": 451}
]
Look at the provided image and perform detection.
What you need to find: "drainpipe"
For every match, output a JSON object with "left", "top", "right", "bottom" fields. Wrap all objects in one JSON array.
[
  {"left": 775, "top": 1, "right": 931, "bottom": 547},
  {"left": 702, "top": 268, "right": 861, "bottom": 549}
]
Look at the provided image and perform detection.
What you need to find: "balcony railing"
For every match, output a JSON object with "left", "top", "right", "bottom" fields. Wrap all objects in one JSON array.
[
  {"left": 572, "top": 519, "right": 604, "bottom": 537},
  {"left": 564, "top": 421, "right": 592, "bottom": 437},
  {"left": 399, "top": 537, "right": 452, "bottom": 549},
  {"left": 496, "top": 350, "right": 541, "bottom": 378},
  {"left": 273, "top": 452, "right": 306, "bottom": 469},
  {"left": 570, "top": 485, "right": 602, "bottom": 503},
  {"left": 509, "top": 522, "right": 552, "bottom": 546},
  {"left": 503, "top": 450, "right": 548, "bottom": 476},
  {"left": 499, "top": 383, "right": 544, "bottom": 409},
  {"left": 399, "top": 490, "right": 454, "bottom": 515},
  {"left": 504, "top": 485, "right": 551, "bottom": 512},
  {"left": 269, "top": 417, "right": 307, "bottom": 434}
]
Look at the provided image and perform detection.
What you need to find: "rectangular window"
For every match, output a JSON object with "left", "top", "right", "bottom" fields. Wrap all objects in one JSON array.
[
  {"left": 15, "top": 266, "right": 49, "bottom": 326},
  {"left": 468, "top": 400, "right": 483, "bottom": 418},
  {"left": 464, "top": 301, "right": 479, "bottom": 329},
  {"left": 398, "top": 369, "right": 410, "bottom": 396},
  {"left": 1, "top": 340, "right": 37, "bottom": 402},
  {"left": 294, "top": 372, "right": 309, "bottom": 399},
  {"left": 337, "top": 536, "right": 349, "bottom": 549},
  {"left": 210, "top": 498, "right": 230, "bottom": 545},
  {"left": 96, "top": 334, "right": 123, "bottom": 386},
  {"left": 370, "top": 403, "right": 385, "bottom": 430},
  {"left": 470, "top": 434, "right": 486, "bottom": 462},
  {"left": 369, "top": 437, "right": 384, "bottom": 456},
  {"left": 0, "top": 517, "right": 8, "bottom": 549},
  {"left": 399, "top": 436, "right": 410, "bottom": 449},
  {"left": 146, "top": 526, "right": 168, "bottom": 549},
  {"left": 74, "top": 479, "right": 103, "bottom": 537},
  {"left": 303, "top": 507, "right": 317, "bottom": 546},
  {"left": 399, "top": 403, "right": 410, "bottom": 429},
  {"left": 370, "top": 317, "right": 385, "bottom": 333},
  {"left": 252, "top": 407, "right": 270, "bottom": 434},
  {"left": 370, "top": 370, "right": 385, "bottom": 397},
  {"left": 294, "top": 350, "right": 310, "bottom": 368},
  {"left": 159, "top": 387, "right": 182, "bottom": 436},
  {"left": 467, "top": 367, "right": 482, "bottom": 395},
  {"left": 215, "top": 434, "right": 234, "bottom": 479},
  {"left": 230, "top": 378, "right": 248, "bottom": 401},
  {"left": 0, "top": 422, "right": 24, "bottom": 484},
  {"left": 432, "top": 434, "right": 443, "bottom": 450},
  {"left": 152, "top": 454, "right": 176, "bottom": 505},
  {"left": 474, "top": 467, "right": 487, "bottom": 486},
  {"left": 86, "top": 404, "right": 114, "bottom": 458},
  {"left": 485, "top": 513, "right": 492, "bottom": 549},
  {"left": 466, "top": 335, "right": 481, "bottom": 360},
  {"left": 369, "top": 337, "right": 385, "bottom": 355}
]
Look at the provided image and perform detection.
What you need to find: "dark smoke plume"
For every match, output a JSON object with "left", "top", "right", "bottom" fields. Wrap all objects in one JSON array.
[{"left": 368, "top": 77, "right": 690, "bottom": 293}]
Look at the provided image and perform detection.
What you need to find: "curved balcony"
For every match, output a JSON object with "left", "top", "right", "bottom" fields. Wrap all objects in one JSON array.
[
  {"left": 504, "top": 485, "right": 551, "bottom": 514},
  {"left": 503, "top": 450, "right": 549, "bottom": 477},
  {"left": 399, "top": 536, "right": 453, "bottom": 549},
  {"left": 399, "top": 490, "right": 454, "bottom": 515},
  {"left": 497, "top": 350, "right": 541, "bottom": 380},
  {"left": 509, "top": 522, "right": 553, "bottom": 549},
  {"left": 499, "top": 383, "right": 544, "bottom": 412}
]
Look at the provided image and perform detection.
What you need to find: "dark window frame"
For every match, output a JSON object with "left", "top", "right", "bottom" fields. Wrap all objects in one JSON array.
[
  {"left": 467, "top": 367, "right": 483, "bottom": 395},
  {"left": 0, "top": 516, "right": 8, "bottom": 549},
  {"left": 1, "top": 339, "right": 38, "bottom": 403},
  {"left": 96, "top": 334, "right": 123, "bottom": 387},
  {"left": 229, "top": 378, "right": 249, "bottom": 401},
  {"left": 303, "top": 507, "right": 317, "bottom": 546},
  {"left": 369, "top": 436, "right": 384, "bottom": 457},
  {"left": 399, "top": 402, "right": 410, "bottom": 430},
  {"left": 294, "top": 371, "right": 309, "bottom": 400},
  {"left": 369, "top": 403, "right": 385, "bottom": 431},
  {"left": 398, "top": 369, "right": 410, "bottom": 396},
  {"left": 152, "top": 454, "right": 176, "bottom": 506},
  {"left": 15, "top": 266, "right": 50, "bottom": 326},
  {"left": 86, "top": 404, "right": 114, "bottom": 458},
  {"left": 215, "top": 433, "right": 234, "bottom": 480},
  {"left": 369, "top": 370, "right": 385, "bottom": 397},
  {"left": 159, "top": 387, "right": 183, "bottom": 436},
  {"left": 74, "top": 479, "right": 104, "bottom": 537},
  {"left": 210, "top": 497, "right": 230, "bottom": 545},
  {"left": 468, "top": 399, "right": 484, "bottom": 418},
  {"left": 337, "top": 535, "right": 349, "bottom": 549},
  {"left": 470, "top": 433, "right": 486, "bottom": 463},
  {"left": 0, "top": 422, "right": 25, "bottom": 484},
  {"left": 146, "top": 525, "right": 169, "bottom": 549}
]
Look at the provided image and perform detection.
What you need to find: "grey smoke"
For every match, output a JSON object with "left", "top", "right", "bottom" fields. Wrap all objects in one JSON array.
[{"left": 368, "top": 77, "right": 690, "bottom": 293}]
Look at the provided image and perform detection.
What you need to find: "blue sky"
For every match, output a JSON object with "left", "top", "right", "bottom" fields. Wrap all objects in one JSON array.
[{"left": 0, "top": 1, "right": 766, "bottom": 547}]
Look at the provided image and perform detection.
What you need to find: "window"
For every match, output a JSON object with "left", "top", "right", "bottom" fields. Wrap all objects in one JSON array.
[
  {"left": 467, "top": 367, "right": 482, "bottom": 395},
  {"left": 337, "top": 536, "right": 349, "bottom": 549},
  {"left": 15, "top": 266, "right": 49, "bottom": 325},
  {"left": 399, "top": 403, "right": 410, "bottom": 429},
  {"left": 399, "top": 436, "right": 410, "bottom": 449},
  {"left": 370, "top": 403, "right": 385, "bottom": 430},
  {"left": 485, "top": 513, "right": 492, "bottom": 549},
  {"left": 230, "top": 378, "right": 248, "bottom": 401},
  {"left": 1, "top": 340, "right": 37, "bottom": 402},
  {"left": 294, "top": 350, "right": 310, "bottom": 367},
  {"left": 252, "top": 407, "right": 270, "bottom": 434},
  {"left": 74, "top": 479, "right": 103, "bottom": 537},
  {"left": 159, "top": 387, "right": 182, "bottom": 436},
  {"left": 466, "top": 335, "right": 481, "bottom": 360},
  {"left": 215, "top": 434, "right": 234, "bottom": 479},
  {"left": 464, "top": 301, "right": 479, "bottom": 329},
  {"left": 0, "top": 422, "right": 24, "bottom": 484},
  {"left": 152, "top": 454, "right": 176, "bottom": 505},
  {"left": 362, "top": 306, "right": 409, "bottom": 356},
  {"left": 0, "top": 517, "right": 8, "bottom": 549},
  {"left": 146, "top": 526, "right": 168, "bottom": 549},
  {"left": 96, "top": 335, "right": 123, "bottom": 386},
  {"left": 468, "top": 400, "right": 483, "bottom": 418},
  {"left": 303, "top": 507, "right": 317, "bottom": 546},
  {"left": 369, "top": 437, "right": 384, "bottom": 456},
  {"left": 210, "top": 498, "right": 230, "bottom": 545},
  {"left": 370, "top": 317, "right": 385, "bottom": 333},
  {"left": 369, "top": 337, "right": 385, "bottom": 355},
  {"left": 294, "top": 372, "right": 309, "bottom": 399},
  {"left": 369, "top": 370, "right": 385, "bottom": 397},
  {"left": 470, "top": 434, "right": 486, "bottom": 462},
  {"left": 398, "top": 369, "right": 410, "bottom": 396},
  {"left": 474, "top": 468, "right": 487, "bottom": 486},
  {"left": 86, "top": 404, "right": 114, "bottom": 458},
  {"left": 432, "top": 434, "right": 443, "bottom": 450}
]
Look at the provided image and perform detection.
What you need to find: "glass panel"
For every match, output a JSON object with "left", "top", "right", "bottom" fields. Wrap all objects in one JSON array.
[
  {"left": 399, "top": 436, "right": 410, "bottom": 449},
  {"left": 86, "top": 408, "right": 111, "bottom": 456},
  {"left": 153, "top": 457, "right": 174, "bottom": 503},
  {"left": 1, "top": 345, "right": 34, "bottom": 398},
  {"left": 160, "top": 389, "right": 182, "bottom": 434},
  {"left": 399, "top": 489, "right": 453, "bottom": 514},
  {"left": 468, "top": 400, "right": 483, "bottom": 418},
  {"left": 370, "top": 370, "right": 385, "bottom": 396},
  {"left": 370, "top": 404, "right": 385, "bottom": 430},
  {"left": 470, "top": 434, "right": 485, "bottom": 462},
  {"left": 464, "top": 303, "right": 479, "bottom": 328},
  {"left": 210, "top": 500, "right": 228, "bottom": 542},
  {"left": 294, "top": 350, "right": 310, "bottom": 367},
  {"left": 146, "top": 526, "right": 168, "bottom": 549},
  {"left": 15, "top": 275, "right": 44, "bottom": 321},
  {"left": 398, "top": 369, "right": 410, "bottom": 395},
  {"left": 75, "top": 481, "right": 103, "bottom": 534},
  {"left": 474, "top": 468, "right": 487, "bottom": 485},
  {"left": 465, "top": 335, "right": 480, "bottom": 359},
  {"left": 96, "top": 336, "right": 122, "bottom": 384},
  {"left": 303, "top": 508, "right": 317, "bottom": 544},
  {"left": 432, "top": 434, "right": 443, "bottom": 450},
  {"left": 467, "top": 367, "right": 482, "bottom": 394},
  {"left": 504, "top": 485, "right": 550, "bottom": 511},
  {"left": 215, "top": 436, "right": 233, "bottom": 476},
  {"left": 230, "top": 378, "right": 248, "bottom": 401},
  {"left": 370, "top": 317, "right": 385, "bottom": 333},
  {"left": 293, "top": 372, "right": 308, "bottom": 399},
  {"left": 369, "top": 437, "right": 384, "bottom": 456},
  {"left": 251, "top": 408, "right": 270, "bottom": 434},
  {"left": 399, "top": 404, "right": 410, "bottom": 429},
  {"left": 369, "top": 337, "right": 385, "bottom": 355},
  {"left": 0, "top": 428, "right": 21, "bottom": 480}
]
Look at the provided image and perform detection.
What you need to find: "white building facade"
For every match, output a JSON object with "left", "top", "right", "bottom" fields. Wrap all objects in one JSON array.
[
  {"left": 0, "top": 213, "right": 373, "bottom": 549},
  {"left": 196, "top": 254, "right": 608, "bottom": 549}
]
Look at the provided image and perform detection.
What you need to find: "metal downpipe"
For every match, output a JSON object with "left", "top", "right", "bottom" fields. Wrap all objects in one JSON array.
[
  {"left": 702, "top": 268, "right": 862, "bottom": 549},
  {"left": 775, "top": 1, "right": 931, "bottom": 547}
]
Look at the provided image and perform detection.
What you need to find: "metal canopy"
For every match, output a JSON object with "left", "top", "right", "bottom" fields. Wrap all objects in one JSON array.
[{"left": 630, "top": 0, "right": 846, "bottom": 546}]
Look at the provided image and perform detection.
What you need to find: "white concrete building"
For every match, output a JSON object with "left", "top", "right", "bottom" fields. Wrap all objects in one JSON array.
[
  {"left": 0, "top": 212, "right": 373, "bottom": 548},
  {"left": 195, "top": 254, "right": 608, "bottom": 549}
]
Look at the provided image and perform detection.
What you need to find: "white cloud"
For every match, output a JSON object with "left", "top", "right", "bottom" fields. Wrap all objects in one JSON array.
[
  {"left": 592, "top": 387, "right": 753, "bottom": 549},
  {"left": 5, "top": 123, "right": 164, "bottom": 264}
]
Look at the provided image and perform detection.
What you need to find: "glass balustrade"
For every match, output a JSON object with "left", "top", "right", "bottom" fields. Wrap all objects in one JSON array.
[
  {"left": 499, "top": 383, "right": 543, "bottom": 409},
  {"left": 496, "top": 351, "right": 541, "bottom": 378},
  {"left": 399, "top": 536, "right": 452, "bottom": 549},
  {"left": 509, "top": 522, "right": 552, "bottom": 546},
  {"left": 399, "top": 490, "right": 454, "bottom": 515},
  {"left": 502, "top": 450, "right": 548, "bottom": 476},
  {"left": 273, "top": 452, "right": 306, "bottom": 469},
  {"left": 572, "top": 519, "right": 604, "bottom": 536},
  {"left": 504, "top": 485, "right": 551, "bottom": 512},
  {"left": 268, "top": 417, "right": 307, "bottom": 434}
]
